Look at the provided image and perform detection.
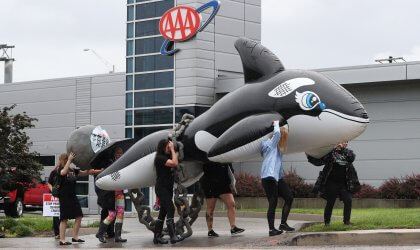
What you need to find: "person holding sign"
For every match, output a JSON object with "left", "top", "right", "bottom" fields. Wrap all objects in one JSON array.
[{"left": 56, "top": 153, "right": 101, "bottom": 246}]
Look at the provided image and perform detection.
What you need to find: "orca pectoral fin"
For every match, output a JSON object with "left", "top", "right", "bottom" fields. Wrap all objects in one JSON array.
[{"left": 207, "top": 112, "right": 286, "bottom": 162}]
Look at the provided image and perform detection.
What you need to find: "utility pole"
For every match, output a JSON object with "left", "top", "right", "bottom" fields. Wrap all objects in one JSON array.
[{"left": 0, "top": 44, "right": 15, "bottom": 83}]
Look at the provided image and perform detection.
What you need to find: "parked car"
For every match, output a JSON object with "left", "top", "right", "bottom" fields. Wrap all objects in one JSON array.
[{"left": 0, "top": 178, "right": 50, "bottom": 217}]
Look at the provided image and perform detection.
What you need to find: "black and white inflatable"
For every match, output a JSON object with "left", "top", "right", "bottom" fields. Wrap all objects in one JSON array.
[{"left": 96, "top": 37, "right": 369, "bottom": 191}]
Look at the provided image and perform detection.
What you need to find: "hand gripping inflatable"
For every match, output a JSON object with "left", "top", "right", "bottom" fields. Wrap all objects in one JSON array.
[
  {"left": 66, "top": 125, "right": 111, "bottom": 170},
  {"left": 96, "top": 37, "right": 369, "bottom": 191}
]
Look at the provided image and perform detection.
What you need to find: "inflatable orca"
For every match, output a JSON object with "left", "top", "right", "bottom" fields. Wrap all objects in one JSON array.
[{"left": 96, "top": 37, "right": 369, "bottom": 190}]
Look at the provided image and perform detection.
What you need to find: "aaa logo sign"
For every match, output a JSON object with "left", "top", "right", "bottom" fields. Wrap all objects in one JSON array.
[
  {"left": 159, "top": 0, "right": 220, "bottom": 55},
  {"left": 159, "top": 6, "right": 201, "bottom": 42}
]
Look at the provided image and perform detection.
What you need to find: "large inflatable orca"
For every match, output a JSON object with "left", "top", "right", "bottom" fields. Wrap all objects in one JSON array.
[{"left": 96, "top": 37, "right": 369, "bottom": 190}]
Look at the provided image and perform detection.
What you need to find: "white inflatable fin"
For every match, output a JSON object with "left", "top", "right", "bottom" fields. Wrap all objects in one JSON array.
[{"left": 195, "top": 130, "right": 218, "bottom": 153}]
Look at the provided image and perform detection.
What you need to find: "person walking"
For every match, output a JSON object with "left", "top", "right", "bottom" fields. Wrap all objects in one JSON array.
[
  {"left": 202, "top": 162, "right": 244, "bottom": 237},
  {"left": 152, "top": 139, "right": 183, "bottom": 244},
  {"left": 96, "top": 147, "right": 127, "bottom": 243},
  {"left": 260, "top": 121, "right": 295, "bottom": 236},
  {"left": 56, "top": 152, "right": 101, "bottom": 245},
  {"left": 307, "top": 141, "right": 361, "bottom": 225},
  {"left": 47, "top": 166, "right": 60, "bottom": 239}
]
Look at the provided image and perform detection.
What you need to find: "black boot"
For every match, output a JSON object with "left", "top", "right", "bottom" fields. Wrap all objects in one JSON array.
[
  {"left": 96, "top": 221, "right": 108, "bottom": 243},
  {"left": 114, "top": 223, "right": 127, "bottom": 243},
  {"left": 166, "top": 219, "right": 182, "bottom": 244},
  {"left": 153, "top": 219, "right": 168, "bottom": 244}
]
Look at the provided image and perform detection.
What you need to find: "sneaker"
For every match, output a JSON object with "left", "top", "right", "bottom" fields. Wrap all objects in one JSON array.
[
  {"left": 54, "top": 235, "right": 60, "bottom": 239},
  {"left": 208, "top": 230, "right": 219, "bottom": 237},
  {"left": 279, "top": 223, "right": 295, "bottom": 232},
  {"left": 269, "top": 228, "right": 283, "bottom": 236},
  {"left": 344, "top": 221, "right": 352, "bottom": 225},
  {"left": 230, "top": 226, "right": 245, "bottom": 235}
]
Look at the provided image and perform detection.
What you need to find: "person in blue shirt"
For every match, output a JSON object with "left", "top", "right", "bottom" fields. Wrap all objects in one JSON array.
[{"left": 260, "top": 120, "right": 295, "bottom": 236}]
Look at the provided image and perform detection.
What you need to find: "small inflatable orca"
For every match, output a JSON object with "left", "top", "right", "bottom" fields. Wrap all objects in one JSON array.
[{"left": 96, "top": 37, "right": 369, "bottom": 190}]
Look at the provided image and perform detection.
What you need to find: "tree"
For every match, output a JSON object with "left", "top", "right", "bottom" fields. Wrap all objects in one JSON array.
[{"left": 0, "top": 104, "right": 43, "bottom": 198}]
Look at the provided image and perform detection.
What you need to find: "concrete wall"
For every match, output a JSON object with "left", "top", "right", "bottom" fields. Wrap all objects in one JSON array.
[
  {"left": 174, "top": 0, "right": 261, "bottom": 106},
  {"left": 0, "top": 72, "right": 125, "bottom": 214}
]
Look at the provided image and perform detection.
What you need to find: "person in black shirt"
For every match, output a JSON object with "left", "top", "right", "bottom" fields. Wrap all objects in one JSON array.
[
  {"left": 307, "top": 141, "right": 360, "bottom": 225},
  {"left": 202, "top": 162, "right": 244, "bottom": 237},
  {"left": 153, "top": 139, "right": 183, "bottom": 244},
  {"left": 56, "top": 153, "right": 102, "bottom": 245},
  {"left": 47, "top": 165, "right": 60, "bottom": 239}
]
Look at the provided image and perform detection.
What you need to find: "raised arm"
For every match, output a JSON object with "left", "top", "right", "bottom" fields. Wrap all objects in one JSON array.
[
  {"left": 60, "top": 153, "right": 75, "bottom": 176},
  {"left": 77, "top": 168, "right": 103, "bottom": 177},
  {"left": 307, "top": 152, "right": 331, "bottom": 166},
  {"left": 165, "top": 141, "right": 179, "bottom": 168},
  {"left": 264, "top": 120, "right": 281, "bottom": 149}
]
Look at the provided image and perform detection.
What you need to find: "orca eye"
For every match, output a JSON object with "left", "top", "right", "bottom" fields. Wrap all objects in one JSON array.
[
  {"left": 305, "top": 93, "right": 320, "bottom": 109},
  {"left": 295, "top": 91, "right": 326, "bottom": 111}
]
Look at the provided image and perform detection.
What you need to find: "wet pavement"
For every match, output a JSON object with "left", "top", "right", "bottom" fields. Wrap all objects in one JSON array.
[{"left": 0, "top": 216, "right": 303, "bottom": 249}]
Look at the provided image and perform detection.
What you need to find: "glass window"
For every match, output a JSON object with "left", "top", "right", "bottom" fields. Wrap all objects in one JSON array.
[
  {"left": 125, "top": 128, "right": 133, "bottom": 138},
  {"left": 75, "top": 183, "right": 88, "bottom": 195},
  {"left": 126, "top": 57, "right": 133, "bottom": 73},
  {"left": 135, "top": 54, "right": 173, "bottom": 72},
  {"left": 135, "top": 36, "right": 165, "bottom": 54},
  {"left": 134, "top": 108, "right": 173, "bottom": 125},
  {"left": 35, "top": 155, "right": 55, "bottom": 166},
  {"left": 127, "top": 23, "right": 134, "bottom": 38},
  {"left": 134, "top": 126, "right": 172, "bottom": 139},
  {"left": 126, "top": 92, "right": 133, "bottom": 108},
  {"left": 136, "top": 0, "right": 174, "bottom": 20},
  {"left": 126, "top": 75, "right": 133, "bottom": 91},
  {"left": 135, "top": 71, "right": 173, "bottom": 90},
  {"left": 77, "top": 196, "right": 88, "bottom": 208},
  {"left": 175, "top": 106, "right": 210, "bottom": 122},
  {"left": 134, "top": 90, "right": 173, "bottom": 107},
  {"left": 127, "top": 0, "right": 134, "bottom": 4},
  {"left": 127, "top": 40, "right": 134, "bottom": 56},
  {"left": 135, "top": 19, "right": 160, "bottom": 37},
  {"left": 126, "top": 110, "right": 133, "bottom": 126},
  {"left": 127, "top": 5, "right": 134, "bottom": 21}
]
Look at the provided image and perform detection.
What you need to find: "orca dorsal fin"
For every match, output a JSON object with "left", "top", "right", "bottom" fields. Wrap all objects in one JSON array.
[{"left": 234, "top": 37, "right": 285, "bottom": 84}]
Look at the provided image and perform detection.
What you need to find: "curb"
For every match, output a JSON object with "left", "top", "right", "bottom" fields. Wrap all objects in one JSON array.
[{"left": 288, "top": 230, "right": 420, "bottom": 246}]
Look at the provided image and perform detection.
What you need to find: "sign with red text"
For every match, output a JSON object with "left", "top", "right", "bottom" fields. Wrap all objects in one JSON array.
[{"left": 43, "top": 193, "right": 60, "bottom": 217}]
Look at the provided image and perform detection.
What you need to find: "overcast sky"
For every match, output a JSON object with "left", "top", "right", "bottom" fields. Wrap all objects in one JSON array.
[{"left": 1, "top": 0, "right": 420, "bottom": 83}]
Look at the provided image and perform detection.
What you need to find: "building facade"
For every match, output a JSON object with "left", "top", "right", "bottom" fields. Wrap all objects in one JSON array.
[
  {"left": 0, "top": 73, "right": 126, "bottom": 214},
  {"left": 125, "top": 0, "right": 261, "bottom": 140}
]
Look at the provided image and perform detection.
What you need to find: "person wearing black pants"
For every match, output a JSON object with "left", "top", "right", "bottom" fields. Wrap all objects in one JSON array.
[
  {"left": 260, "top": 121, "right": 295, "bottom": 236},
  {"left": 47, "top": 167, "right": 60, "bottom": 239},
  {"left": 261, "top": 178, "right": 294, "bottom": 233},
  {"left": 153, "top": 139, "right": 183, "bottom": 245},
  {"left": 307, "top": 141, "right": 361, "bottom": 225}
]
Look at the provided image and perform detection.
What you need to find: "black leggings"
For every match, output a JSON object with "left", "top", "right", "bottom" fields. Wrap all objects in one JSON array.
[
  {"left": 261, "top": 177, "right": 294, "bottom": 230},
  {"left": 155, "top": 185, "right": 175, "bottom": 221},
  {"left": 324, "top": 181, "right": 352, "bottom": 224},
  {"left": 53, "top": 216, "right": 60, "bottom": 236}
]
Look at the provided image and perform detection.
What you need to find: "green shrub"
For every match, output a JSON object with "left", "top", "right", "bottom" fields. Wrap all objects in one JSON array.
[
  {"left": 87, "top": 221, "right": 100, "bottom": 228},
  {"left": 11, "top": 225, "right": 34, "bottom": 237}
]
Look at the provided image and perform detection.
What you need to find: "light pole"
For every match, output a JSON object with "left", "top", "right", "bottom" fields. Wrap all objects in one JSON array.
[{"left": 83, "top": 48, "right": 115, "bottom": 73}]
